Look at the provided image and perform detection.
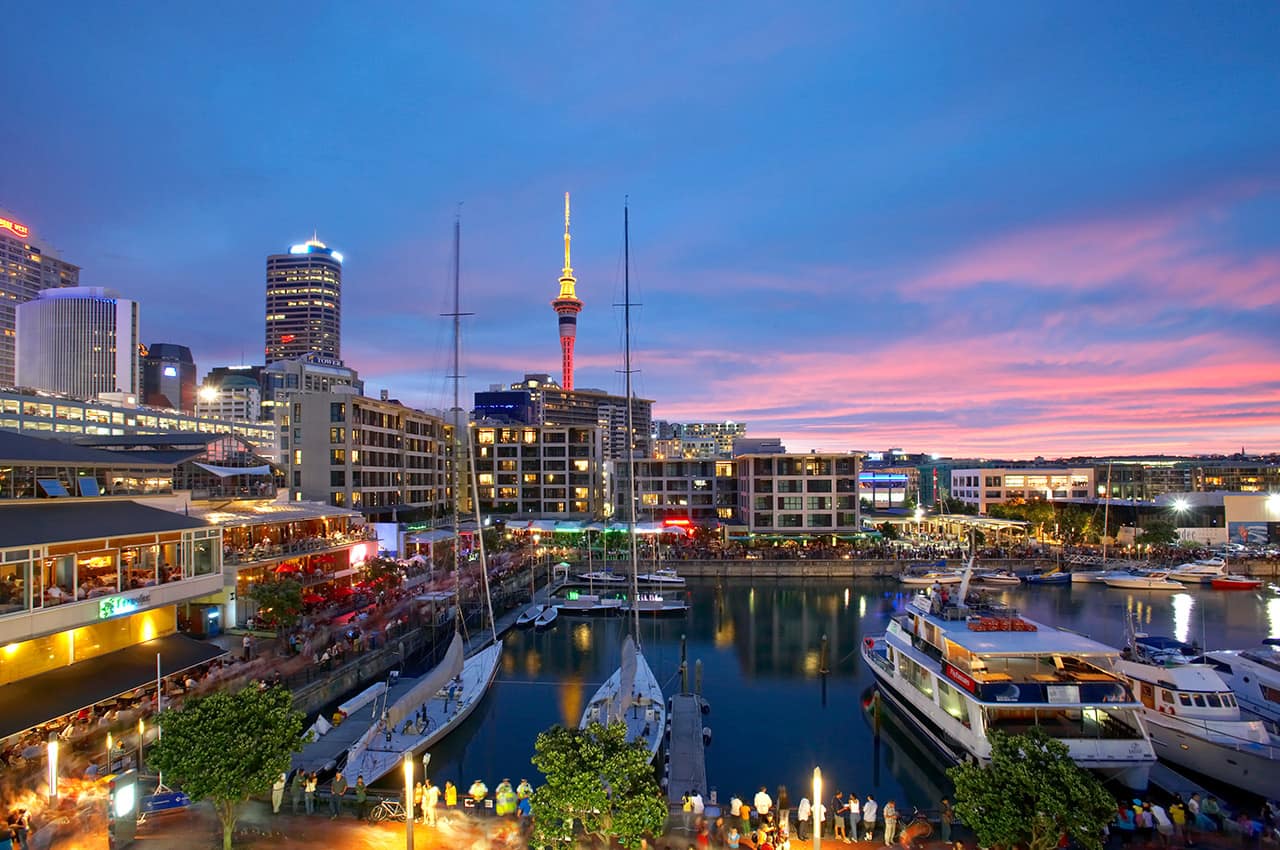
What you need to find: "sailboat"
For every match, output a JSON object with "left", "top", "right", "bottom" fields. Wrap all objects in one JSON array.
[
  {"left": 342, "top": 214, "right": 503, "bottom": 784},
  {"left": 579, "top": 201, "right": 666, "bottom": 763}
]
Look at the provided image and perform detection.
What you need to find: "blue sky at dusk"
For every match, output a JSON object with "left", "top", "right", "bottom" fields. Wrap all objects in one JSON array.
[{"left": 5, "top": 3, "right": 1279, "bottom": 457}]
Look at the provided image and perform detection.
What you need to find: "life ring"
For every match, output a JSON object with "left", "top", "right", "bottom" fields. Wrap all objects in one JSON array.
[{"left": 864, "top": 637, "right": 876, "bottom": 650}]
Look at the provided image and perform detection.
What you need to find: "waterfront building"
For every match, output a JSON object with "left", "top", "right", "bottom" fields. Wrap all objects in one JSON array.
[
  {"left": 950, "top": 466, "right": 1094, "bottom": 514},
  {"left": 472, "top": 388, "right": 534, "bottom": 425},
  {"left": 141, "top": 343, "right": 197, "bottom": 412},
  {"left": 858, "top": 466, "right": 918, "bottom": 509},
  {"left": 278, "top": 389, "right": 449, "bottom": 523},
  {"left": 736, "top": 452, "right": 864, "bottom": 533},
  {"left": 651, "top": 421, "right": 746, "bottom": 458},
  {"left": 0, "top": 386, "right": 278, "bottom": 457},
  {"left": 0, "top": 210, "right": 80, "bottom": 387},
  {"left": 621, "top": 457, "right": 737, "bottom": 523},
  {"left": 196, "top": 374, "right": 262, "bottom": 422},
  {"left": 506, "top": 373, "right": 652, "bottom": 461},
  {"left": 16, "top": 287, "right": 139, "bottom": 398},
  {"left": 265, "top": 237, "right": 342, "bottom": 363},
  {"left": 261, "top": 353, "right": 363, "bottom": 423},
  {"left": 472, "top": 423, "right": 605, "bottom": 518},
  {"left": 0, "top": 432, "right": 226, "bottom": 742},
  {"left": 550, "top": 193, "right": 583, "bottom": 391},
  {"left": 731, "top": 436, "right": 785, "bottom": 456}
]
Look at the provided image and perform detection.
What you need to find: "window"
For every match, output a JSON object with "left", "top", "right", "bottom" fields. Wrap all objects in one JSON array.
[
  {"left": 329, "top": 427, "right": 345, "bottom": 444},
  {"left": 330, "top": 402, "right": 346, "bottom": 422},
  {"left": 292, "top": 471, "right": 301, "bottom": 487},
  {"left": 330, "top": 449, "right": 346, "bottom": 465},
  {"left": 330, "top": 470, "right": 346, "bottom": 487}
]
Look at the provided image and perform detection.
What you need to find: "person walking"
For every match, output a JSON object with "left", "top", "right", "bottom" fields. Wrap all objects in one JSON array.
[
  {"left": 883, "top": 800, "right": 899, "bottom": 846},
  {"left": 271, "top": 773, "right": 286, "bottom": 814},
  {"left": 863, "top": 795, "right": 879, "bottom": 841},
  {"left": 242, "top": 633, "right": 252, "bottom": 662},
  {"left": 940, "top": 799, "right": 954, "bottom": 844},
  {"left": 848, "top": 794, "right": 860, "bottom": 843},
  {"left": 11, "top": 810, "right": 28, "bottom": 850},
  {"left": 445, "top": 780, "right": 457, "bottom": 809},
  {"left": 354, "top": 776, "right": 368, "bottom": 821},
  {"left": 756, "top": 786, "right": 774, "bottom": 826},
  {"left": 424, "top": 779, "right": 440, "bottom": 827},
  {"left": 290, "top": 771, "right": 304, "bottom": 815},
  {"left": 1169, "top": 798, "right": 1188, "bottom": 846},
  {"left": 304, "top": 772, "right": 317, "bottom": 814},
  {"left": 329, "top": 771, "right": 348, "bottom": 818},
  {"left": 832, "top": 791, "right": 848, "bottom": 842},
  {"left": 413, "top": 781, "right": 424, "bottom": 822},
  {"left": 797, "top": 799, "right": 811, "bottom": 842},
  {"left": 1151, "top": 801, "right": 1173, "bottom": 849}
]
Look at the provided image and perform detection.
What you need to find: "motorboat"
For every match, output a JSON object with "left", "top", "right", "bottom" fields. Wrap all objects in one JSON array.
[
  {"left": 1117, "top": 640, "right": 1280, "bottom": 799},
  {"left": 576, "top": 570, "right": 628, "bottom": 585},
  {"left": 1198, "top": 640, "right": 1280, "bottom": 725},
  {"left": 636, "top": 567, "right": 686, "bottom": 587},
  {"left": 1168, "top": 562, "right": 1228, "bottom": 585},
  {"left": 557, "top": 591, "right": 625, "bottom": 615},
  {"left": 973, "top": 570, "right": 1021, "bottom": 586},
  {"left": 1024, "top": 570, "right": 1070, "bottom": 585},
  {"left": 515, "top": 604, "right": 546, "bottom": 628},
  {"left": 899, "top": 569, "right": 964, "bottom": 587},
  {"left": 1210, "top": 575, "right": 1262, "bottom": 590},
  {"left": 580, "top": 635, "right": 665, "bottom": 762},
  {"left": 623, "top": 593, "right": 690, "bottom": 616},
  {"left": 1104, "top": 572, "right": 1184, "bottom": 590},
  {"left": 534, "top": 605, "right": 559, "bottom": 630},
  {"left": 1126, "top": 634, "right": 1198, "bottom": 666},
  {"left": 1073, "top": 568, "right": 1140, "bottom": 585},
  {"left": 862, "top": 585, "right": 1156, "bottom": 789}
]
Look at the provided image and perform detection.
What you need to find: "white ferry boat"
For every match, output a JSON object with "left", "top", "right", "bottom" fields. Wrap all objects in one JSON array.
[{"left": 862, "top": 591, "right": 1156, "bottom": 789}]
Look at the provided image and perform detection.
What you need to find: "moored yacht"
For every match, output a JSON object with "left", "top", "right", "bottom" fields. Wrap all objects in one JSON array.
[
  {"left": 1104, "top": 572, "right": 1183, "bottom": 590},
  {"left": 1168, "top": 561, "right": 1227, "bottom": 585},
  {"left": 577, "top": 569, "right": 628, "bottom": 585},
  {"left": 862, "top": 590, "right": 1156, "bottom": 789},
  {"left": 1198, "top": 640, "right": 1280, "bottom": 726},
  {"left": 636, "top": 567, "right": 686, "bottom": 587},
  {"left": 899, "top": 569, "right": 964, "bottom": 586}
]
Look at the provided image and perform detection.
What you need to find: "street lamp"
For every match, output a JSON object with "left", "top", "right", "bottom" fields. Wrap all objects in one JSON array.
[
  {"left": 913, "top": 506, "right": 925, "bottom": 538},
  {"left": 138, "top": 719, "right": 145, "bottom": 771},
  {"left": 812, "top": 766, "right": 823, "bottom": 850},
  {"left": 403, "top": 751, "right": 414, "bottom": 850},
  {"left": 47, "top": 735, "right": 59, "bottom": 801}
]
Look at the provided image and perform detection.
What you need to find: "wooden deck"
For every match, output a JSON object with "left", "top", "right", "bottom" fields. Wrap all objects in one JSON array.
[{"left": 666, "top": 693, "right": 708, "bottom": 804}]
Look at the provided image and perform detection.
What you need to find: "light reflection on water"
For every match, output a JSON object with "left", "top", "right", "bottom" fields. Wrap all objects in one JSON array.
[{"left": 408, "top": 580, "right": 1277, "bottom": 806}]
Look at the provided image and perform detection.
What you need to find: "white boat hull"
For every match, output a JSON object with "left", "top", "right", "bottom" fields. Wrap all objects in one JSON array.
[
  {"left": 899, "top": 572, "right": 963, "bottom": 586},
  {"left": 515, "top": 604, "right": 545, "bottom": 627},
  {"left": 580, "top": 650, "right": 666, "bottom": 763},
  {"left": 345, "top": 641, "right": 503, "bottom": 784},
  {"left": 1104, "top": 577, "right": 1183, "bottom": 590},
  {"left": 534, "top": 606, "right": 558, "bottom": 629},
  {"left": 636, "top": 573, "right": 686, "bottom": 587},
  {"left": 1144, "top": 713, "right": 1280, "bottom": 799}
]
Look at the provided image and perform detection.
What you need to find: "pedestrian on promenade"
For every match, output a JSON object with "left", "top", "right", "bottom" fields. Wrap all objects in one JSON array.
[
  {"left": 290, "top": 771, "right": 304, "bottom": 814},
  {"left": 424, "top": 779, "right": 440, "bottom": 826},
  {"left": 413, "top": 781, "right": 424, "bottom": 821},
  {"left": 777, "top": 785, "right": 791, "bottom": 831},
  {"left": 329, "top": 771, "right": 347, "bottom": 818},
  {"left": 863, "top": 794, "right": 879, "bottom": 841},
  {"left": 796, "top": 799, "right": 811, "bottom": 842},
  {"left": 10, "top": 810, "right": 28, "bottom": 850},
  {"left": 304, "top": 772, "right": 317, "bottom": 814},
  {"left": 271, "top": 773, "right": 286, "bottom": 814},
  {"left": 848, "top": 793, "right": 860, "bottom": 842},
  {"left": 445, "top": 780, "right": 457, "bottom": 808},
  {"left": 940, "top": 799, "right": 953, "bottom": 844},
  {"left": 832, "top": 791, "right": 848, "bottom": 841},
  {"left": 242, "top": 634, "right": 252, "bottom": 661},
  {"left": 883, "top": 800, "right": 899, "bottom": 845},
  {"left": 355, "top": 776, "right": 368, "bottom": 821},
  {"left": 756, "top": 786, "right": 774, "bottom": 826}
]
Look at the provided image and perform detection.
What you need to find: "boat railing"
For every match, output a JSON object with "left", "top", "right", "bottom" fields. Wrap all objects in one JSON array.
[
  {"left": 956, "top": 670, "right": 1133, "bottom": 705},
  {"left": 1162, "top": 716, "right": 1280, "bottom": 757}
]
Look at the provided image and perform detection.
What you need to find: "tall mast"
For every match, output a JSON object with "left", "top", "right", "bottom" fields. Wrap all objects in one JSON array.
[
  {"left": 449, "top": 215, "right": 463, "bottom": 631},
  {"left": 1102, "top": 461, "right": 1112, "bottom": 564},
  {"left": 624, "top": 202, "right": 641, "bottom": 642}
]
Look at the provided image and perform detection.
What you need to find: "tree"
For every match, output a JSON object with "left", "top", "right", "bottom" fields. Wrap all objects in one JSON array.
[
  {"left": 1136, "top": 520, "right": 1179, "bottom": 546},
  {"left": 148, "top": 685, "right": 308, "bottom": 850},
  {"left": 246, "top": 578, "right": 303, "bottom": 633},
  {"left": 877, "top": 521, "right": 901, "bottom": 541},
  {"left": 360, "top": 556, "right": 403, "bottom": 591},
  {"left": 529, "top": 722, "right": 667, "bottom": 850},
  {"left": 948, "top": 729, "right": 1115, "bottom": 850}
]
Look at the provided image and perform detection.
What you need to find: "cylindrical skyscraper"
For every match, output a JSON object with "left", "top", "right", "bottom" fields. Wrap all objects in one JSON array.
[
  {"left": 265, "top": 236, "right": 343, "bottom": 364},
  {"left": 551, "top": 193, "right": 583, "bottom": 391}
]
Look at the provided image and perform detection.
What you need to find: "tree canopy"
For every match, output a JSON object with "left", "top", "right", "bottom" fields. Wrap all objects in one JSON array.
[
  {"left": 148, "top": 685, "right": 308, "bottom": 850},
  {"left": 246, "top": 578, "right": 303, "bottom": 632},
  {"left": 529, "top": 721, "right": 667, "bottom": 850},
  {"left": 948, "top": 728, "right": 1115, "bottom": 850},
  {"left": 1136, "top": 520, "right": 1179, "bottom": 546}
]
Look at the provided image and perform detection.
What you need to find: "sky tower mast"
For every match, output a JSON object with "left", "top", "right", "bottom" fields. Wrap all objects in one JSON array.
[{"left": 551, "top": 192, "right": 583, "bottom": 391}]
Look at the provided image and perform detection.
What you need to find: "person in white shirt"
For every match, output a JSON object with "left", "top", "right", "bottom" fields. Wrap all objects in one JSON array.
[
  {"left": 862, "top": 795, "right": 879, "bottom": 841},
  {"left": 690, "top": 791, "right": 705, "bottom": 815},
  {"left": 848, "top": 795, "right": 861, "bottom": 843},
  {"left": 730, "top": 796, "right": 743, "bottom": 817},
  {"left": 755, "top": 787, "right": 773, "bottom": 820},
  {"left": 1150, "top": 802, "right": 1173, "bottom": 849}
]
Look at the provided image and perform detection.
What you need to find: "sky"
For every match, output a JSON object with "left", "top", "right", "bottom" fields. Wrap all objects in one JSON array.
[{"left": 4, "top": 2, "right": 1279, "bottom": 459}]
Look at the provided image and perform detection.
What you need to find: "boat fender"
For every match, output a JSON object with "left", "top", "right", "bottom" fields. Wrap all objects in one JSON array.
[
  {"left": 702, "top": 727, "right": 712, "bottom": 746},
  {"left": 701, "top": 699, "right": 711, "bottom": 715}
]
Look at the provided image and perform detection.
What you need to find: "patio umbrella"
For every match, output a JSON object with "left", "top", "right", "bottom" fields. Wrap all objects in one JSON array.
[
  {"left": 302, "top": 593, "right": 323, "bottom": 605},
  {"left": 274, "top": 563, "right": 300, "bottom": 574}
]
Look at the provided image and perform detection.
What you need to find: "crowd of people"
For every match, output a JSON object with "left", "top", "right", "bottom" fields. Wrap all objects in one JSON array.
[{"left": 1112, "top": 793, "right": 1280, "bottom": 847}]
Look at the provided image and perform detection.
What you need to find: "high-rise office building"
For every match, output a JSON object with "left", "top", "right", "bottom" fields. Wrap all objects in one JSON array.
[
  {"left": 550, "top": 193, "right": 583, "bottom": 391},
  {"left": 141, "top": 343, "right": 197, "bottom": 411},
  {"left": 265, "top": 237, "right": 342, "bottom": 364},
  {"left": 0, "top": 210, "right": 80, "bottom": 386},
  {"left": 16, "top": 287, "right": 139, "bottom": 397}
]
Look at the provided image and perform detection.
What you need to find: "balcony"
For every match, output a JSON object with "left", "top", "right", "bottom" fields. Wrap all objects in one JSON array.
[{"left": 222, "top": 527, "right": 376, "bottom": 567}]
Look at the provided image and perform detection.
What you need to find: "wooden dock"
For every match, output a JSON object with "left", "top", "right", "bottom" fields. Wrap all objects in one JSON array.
[
  {"left": 293, "top": 672, "right": 420, "bottom": 775},
  {"left": 665, "top": 693, "right": 708, "bottom": 804}
]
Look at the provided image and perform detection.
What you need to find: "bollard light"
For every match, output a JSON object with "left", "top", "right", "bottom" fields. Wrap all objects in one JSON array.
[
  {"left": 403, "top": 751, "right": 414, "bottom": 850},
  {"left": 48, "top": 735, "right": 59, "bottom": 801},
  {"left": 813, "top": 766, "right": 822, "bottom": 850}
]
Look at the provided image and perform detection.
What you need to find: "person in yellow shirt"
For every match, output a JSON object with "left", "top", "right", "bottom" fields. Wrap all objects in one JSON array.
[{"left": 445, "top": 780, "right": 458, "bottom": 808}]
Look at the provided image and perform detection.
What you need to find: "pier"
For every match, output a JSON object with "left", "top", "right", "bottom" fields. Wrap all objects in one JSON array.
[{"left": 665, "top": 693, "right": 708, "bottom": 805}]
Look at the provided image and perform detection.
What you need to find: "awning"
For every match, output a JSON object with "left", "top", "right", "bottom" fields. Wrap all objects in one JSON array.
[
  {"left": 406, "top": 529, "right": 454, "bottom": 544},
  {"left": 193, "top": 462, "right": 274, "bottom": 478},
  {"left": 0, "top": 633, "right": 228, "bottom": 741}
]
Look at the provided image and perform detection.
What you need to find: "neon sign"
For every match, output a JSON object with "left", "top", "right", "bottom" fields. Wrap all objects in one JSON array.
[
  {"left": 99, "top": 592, "right": 152, "bottom": 620},
  {"left": 0, "top": 217, "right": 30, "bottom": 239}
]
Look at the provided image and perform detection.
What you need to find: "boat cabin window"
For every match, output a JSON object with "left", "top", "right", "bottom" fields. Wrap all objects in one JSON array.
[
  {"left": 1178, "top": 693, "right": 1192, "bottom": 706},
  {"left": 1192, "top": 694, "right": 1206, "bottom": 707},
  {"left": 1205, "top": 694, "right": 1222, "bottom": 708},
  {"left": 1263, "top": 685, "right": 1280, "bottom": 705},
  {"left": 1160, "top": 689, "right": 1174, "bottom": 704}
]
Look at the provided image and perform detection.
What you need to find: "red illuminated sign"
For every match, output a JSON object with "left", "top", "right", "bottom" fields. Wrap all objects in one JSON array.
[
  {"left": 280, "top": 334, "right": 296, "bottom": 344},
  {"left": 663, "top": 518, "right": 692, "bottom": 526},
  {"left": 944, "top": 662, "right": 977, "bottom": 693},
  {"left": 0, "top": 217, "right": 30, "bottom": 239}
]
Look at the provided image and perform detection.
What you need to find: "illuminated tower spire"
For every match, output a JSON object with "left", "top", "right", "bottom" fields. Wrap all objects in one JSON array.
[{"left": 551, "top": 191, "right": 583, "bottom": 391}]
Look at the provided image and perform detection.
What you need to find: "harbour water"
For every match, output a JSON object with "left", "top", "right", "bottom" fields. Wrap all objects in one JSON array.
[{"left": 403, "top": 579, "right": 1280, "bottom": 807}]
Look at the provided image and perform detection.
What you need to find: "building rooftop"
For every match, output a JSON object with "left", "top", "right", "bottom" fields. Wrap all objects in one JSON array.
[
  {"left": 0, "top": 500, "right": 211, "bottom": 547},
  {"left": 0, "top": 431, "right": 171, "bottom": 467},
  {"left": 186, "top": 498, "right": 363, "bottom": 528}
]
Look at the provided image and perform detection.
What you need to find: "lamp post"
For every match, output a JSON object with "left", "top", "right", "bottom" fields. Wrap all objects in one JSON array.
[
  {"left": 47, "top": 734, "right": 59, "bottom": 801},
  {"left": 813, "top": 766, "right": 822, "bottom": 850},
  {"left": 403, "top": 751, "right": 414, "bottom": 850},
  {"left": 106, "top": 731, "right": 114, "bottom": 772},
  {"left": 137, "top": 719, "right": 145, "bottom": 771}
]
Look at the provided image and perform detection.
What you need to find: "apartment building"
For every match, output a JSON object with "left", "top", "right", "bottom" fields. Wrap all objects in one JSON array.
[
  {"left": 736, "top": 452, "right": 864, "bottom": 532},
  {"left": 618, "top": 457, "right": 738, "bottom": 523},
  {"left": 472, "top": 423, "right": 605, "bottom": 518},
  {"left": 950, "top": 466, "right": 1094, "bottom": 514}
]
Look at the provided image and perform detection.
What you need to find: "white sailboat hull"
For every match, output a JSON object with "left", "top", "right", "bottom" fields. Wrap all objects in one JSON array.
[
  {"left": 345, "top": 641, "right": 503, "bottom": 784},
  {"left": 580, "top": 649, "right": 666, "bottom": 763},
  {"left": 534, "top": 606, "right": 558, "bottom": 629}
]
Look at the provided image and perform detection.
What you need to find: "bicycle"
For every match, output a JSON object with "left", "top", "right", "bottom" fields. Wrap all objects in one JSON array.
[
  {"left": 899, "top": 809, "right": 933, "bottom": 848},
  {"left": 368, "top": 799, "right": 408, "bottom": 823}
]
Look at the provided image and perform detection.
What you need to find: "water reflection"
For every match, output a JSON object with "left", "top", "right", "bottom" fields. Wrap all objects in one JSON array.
[{"left": 1172, "top": 593, "right": 1194, "bottom": 644}]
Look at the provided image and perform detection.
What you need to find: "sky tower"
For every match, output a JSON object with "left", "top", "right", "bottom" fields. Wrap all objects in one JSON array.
[{"left": 551, "top": 192, "right": 583, "bottom": 391}]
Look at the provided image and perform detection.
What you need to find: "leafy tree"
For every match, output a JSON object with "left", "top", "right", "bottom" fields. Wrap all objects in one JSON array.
[
  {"left": 148, "top": 685, "right": 308, "bottom": 850},
  {"left": 877, "top": 521, "right": 901, "bottom": 541},
  {"left": 530, "top": 722, "right": 667, "bottom": 850},
  {"left": 360, "top": 556, "right": 403, "bottom": 591},
  {"left": 948, "top": 728, "right": 1115, "bottom": 850},
  {"left": 1058, "top": 505, "right": 1096, "bottom": 545},
  {"left": 246, "top": 578, "right": 303, "bottom": 633},
  {"left": 1136, "top": 519, "right": 1179, "bottom": 546}
]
